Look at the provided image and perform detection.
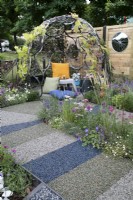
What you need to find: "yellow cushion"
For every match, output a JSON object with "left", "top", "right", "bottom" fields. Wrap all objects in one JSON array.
[{"left": 52, "top": 63, "right": 70, "bottom": 79}]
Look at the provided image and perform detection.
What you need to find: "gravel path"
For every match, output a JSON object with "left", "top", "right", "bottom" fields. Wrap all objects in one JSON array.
[
  {"left": 97, "top": 170, "right": 133, "bottom": 200},
  {"left": 49, "top": 154, "right": 133, "bottom": 200},
  {"left": 23, "top": 141, "right": 101, "bottom": 183},
  {"left": 1, "top": 123, "right": 64, "bottom": 148},
  {"left": 1, "top": 101, "right": 133, "bottom": 200},
  {"left": 1, "top": 110, "right": 37, "bottom": 126},
  {"left": 2, "top": 101, "right": 43, "bottom": 115},
  {"left": 14, "top": 132, "right": 76, "bottom": 163},
  {"left": 1, "top": 119, "right": 41, "bottom": 135}
]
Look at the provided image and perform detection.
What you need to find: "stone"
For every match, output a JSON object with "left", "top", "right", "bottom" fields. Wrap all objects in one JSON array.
[{"left": 24, "top": 183, "right": 64, "bottom": 200}]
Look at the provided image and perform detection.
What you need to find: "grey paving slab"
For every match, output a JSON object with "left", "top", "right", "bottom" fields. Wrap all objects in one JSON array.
[
  {"left": 49, "top": 154, "right": 133, "bottom": 200},
  {"left": 1, "top": 123, "right": 55, "bottom": 148},
  {"left": 96, "top": 170, "right": 133, "bottom": 200},
  {"left": 14, "top": 131, "right": 76, "bottom": 163},
  {"left": 2, "top": 101, "right": 43, "bottom": 115},
  {"left": 1, "top": 110, "right": 38, "bottom": 126}
]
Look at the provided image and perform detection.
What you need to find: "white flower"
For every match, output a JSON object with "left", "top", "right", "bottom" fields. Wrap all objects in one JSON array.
[{"left": 64, "top": 95, "right": 71, "bottom": 99}]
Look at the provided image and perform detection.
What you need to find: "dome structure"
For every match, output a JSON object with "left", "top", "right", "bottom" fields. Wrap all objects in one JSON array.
[{"left": 28, "top": 14, "right": 111, "bottom": 83}]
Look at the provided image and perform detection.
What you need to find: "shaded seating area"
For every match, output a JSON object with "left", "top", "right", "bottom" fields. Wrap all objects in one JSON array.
[{"left": 14, "top": 14, "right": 111, "bottom": 99}]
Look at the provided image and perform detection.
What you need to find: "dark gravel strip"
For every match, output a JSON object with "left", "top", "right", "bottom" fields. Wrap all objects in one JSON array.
[
  {"left": 23, "top": 141, "right": 101, "bottom": 183},
  {"left": 1, "top": 123, "right": 56, "bottom": 148},
  {"left": 1, "top": 120, "right": 42, "bottom": 136}
]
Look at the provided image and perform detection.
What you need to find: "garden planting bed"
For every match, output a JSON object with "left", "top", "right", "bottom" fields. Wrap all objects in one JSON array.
[
  {"left": 39, "top": 93, "right": 133, "bottom": 160},
  {"left": 0, "top": 146, "right": 63, "bottom": 200},
  {"left": 10, "top": 168, "right": 41, "bottom": 200}
]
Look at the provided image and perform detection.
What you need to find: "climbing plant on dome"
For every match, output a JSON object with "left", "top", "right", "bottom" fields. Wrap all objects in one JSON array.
[
  {"left": 15, "top": 25, "right": 46, "bottom": 79},
  {"left": 15, "top": 13, "right": 111, "bottom": 85}
]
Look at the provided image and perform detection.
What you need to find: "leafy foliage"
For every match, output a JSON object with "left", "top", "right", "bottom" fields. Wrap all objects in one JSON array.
[
  {"left": 0, "top": 0, "right": 19, "bottom": 43},
  {"left": 0, "top": 0, "right": 86, "bottom": 44},
  {"left": 83, "top": 0, "right": 133, "bottom": 27},
  {"left": 26, "top": 90, "right": 39, "bottom": 102},
  {"left": 0, "top": 145, "right": 32, "bottom": 197},
  {"left": 112, "top": 92, "right": 133, "bottom": 112},
  {"left": 15, "top": 25, "right": 46, "bottom": 79}
]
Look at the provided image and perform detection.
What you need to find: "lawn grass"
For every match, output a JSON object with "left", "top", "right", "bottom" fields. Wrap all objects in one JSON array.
[{"left": 0, "top": 51, "right": 18, "bottom": 60}]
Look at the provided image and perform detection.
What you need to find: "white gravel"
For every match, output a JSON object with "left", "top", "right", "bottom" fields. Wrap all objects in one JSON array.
[
  {"left": 97, "top": 170, "right": 133, "bottom": 200},
  {"left": 14, "top": 131, "right": 76, "bottom": 164},
  {"left": 1, "top": 110, "right": 37, "bottom": 126}
]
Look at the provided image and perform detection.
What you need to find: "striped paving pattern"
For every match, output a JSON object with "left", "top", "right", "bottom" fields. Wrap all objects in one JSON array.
[
  {"left": 1, "top": 120, "right": 41, "bottom": 135},
  {"left": 14, "top": 132, "right": 76, "bottom": 163},
  {"left": 23, "top": 141, "right": 101, "bottom": 183},
  {"left": 1, "top": 101, "right": 133, "bottom": 200},
  {"left": 1, "top": 110, "right": 37, "bottom": 126},
  {"left": 49, "top": 154, "right": 133, "bottom": 200}
]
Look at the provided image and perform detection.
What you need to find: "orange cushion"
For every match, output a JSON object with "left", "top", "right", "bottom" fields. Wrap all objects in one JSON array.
[{"left": 52, "top": 63, "right": 70, "bottom": 79}]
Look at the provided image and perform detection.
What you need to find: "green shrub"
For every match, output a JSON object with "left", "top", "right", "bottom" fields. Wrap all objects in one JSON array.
[
  {"left": 84, "top": 90, "right": 98, "bottom": 103},
  {"left": 0, "top": 95, "right": 6, "bottom": 107},
  {"left": 0, "top": 54, "right": 4, "bottom": 60},
  {"left": 112, "top": 94, "right": 125, "bottom": 109},
  {"left": 17, "top": 37, "right": 25, "bottom": 46},
  {"left": 50, "top": 116, "right": 63, "bottom": 129},
  {"left": 112, "top": 92, "right": 133, "bottom": 112},
  {"left": 123, "top": 92, "right": 133, "bottom": 112},
  {"left": 26, "top": 90, "right": 39, "bottom": 101}
]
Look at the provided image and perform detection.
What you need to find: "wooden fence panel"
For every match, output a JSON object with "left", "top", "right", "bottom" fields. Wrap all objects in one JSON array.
[{"left": 95, "top": 24, "right": 133, "bottom": 78}]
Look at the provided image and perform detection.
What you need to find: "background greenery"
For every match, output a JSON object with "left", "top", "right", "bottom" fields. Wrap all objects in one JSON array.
[{"left": 0, "top": 0, "right": 133, "bottom": 46}]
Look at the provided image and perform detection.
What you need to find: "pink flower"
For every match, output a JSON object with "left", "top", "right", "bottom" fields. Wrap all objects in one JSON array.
[
  {"left": 4, "top": 145, "right": 9, "bottom": 149},
  {"left": 109, "top": 106, "right": 114, "bottom": 113},
  {"left": 85, "top": 105, "right": 93, "bottom": 111},
  {"left": 11, "top": 149, "right": 16, "bottom": 153}
]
